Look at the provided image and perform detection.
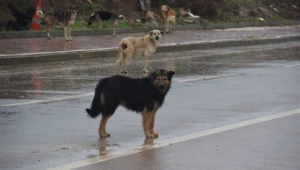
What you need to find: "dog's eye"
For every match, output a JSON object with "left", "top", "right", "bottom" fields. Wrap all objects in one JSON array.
[
  {"left": 156, "top": 77, "right": 160, "bottom": 80},
  {"left": 163, "top": 77, "right": 167, "bottom": 80}
]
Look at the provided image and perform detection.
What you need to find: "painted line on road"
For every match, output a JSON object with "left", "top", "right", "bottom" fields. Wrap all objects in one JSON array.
[
  {"left": 176, "top": 73, "right": 242, "bottom": 83},
  {"left": 46, "top": 108, "right": 300, "bottom": 170},
  {"left": 1, "top": 74, "right": 240, "bottom": 107},
  {"left": 284, "top": 64, "right": 300, "bottom": 68},
  {"left": 0, "top": 93, "right": 93, "bottom": 107}
]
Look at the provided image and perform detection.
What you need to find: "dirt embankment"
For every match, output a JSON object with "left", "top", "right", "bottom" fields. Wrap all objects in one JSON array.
[{"left": 1, "top": 0, "right": 299, "bottom": 30}]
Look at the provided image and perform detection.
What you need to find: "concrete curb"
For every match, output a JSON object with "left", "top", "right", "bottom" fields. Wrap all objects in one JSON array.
[
  {"left": 1, "top": 34, "right": 299, "bottom": 66},
  {"left": 0, "top": 21, "right": 299, "bottom": 39}
]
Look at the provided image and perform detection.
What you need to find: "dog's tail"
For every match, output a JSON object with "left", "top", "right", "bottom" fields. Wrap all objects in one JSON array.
[
  {"left": 116, "top": 44, "right": 126, "bottom": 65},
  {"left": 118, "top": 15, "right": 125, "bottom": 21},
  {"left": 36, "top": 10, "right": 45, "bottom": 18},
  {"left": 86, "top": 81, "right": 104, "bottom": 118}
]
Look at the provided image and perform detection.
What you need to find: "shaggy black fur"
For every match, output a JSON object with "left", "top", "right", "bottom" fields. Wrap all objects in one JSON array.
[
  {"left": 7, "top": 3, "right": 35, "bottom": 31},
  {"left": 86, "top": 69, "right": 175, "bottom": 118}
]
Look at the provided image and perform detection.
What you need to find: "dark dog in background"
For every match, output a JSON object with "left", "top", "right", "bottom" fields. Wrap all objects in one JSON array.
[
  {"left": 6, "top": 3, "right": 35, "bottom": 31},
  {"left": 88, "top": 11, "right": 125, "bottom": 35},
  {"left": 86, "top": 69, "right": 175, "bottom": 138},
  {"left": 36, "top": 6, "right": 78, "bottom": 41}
]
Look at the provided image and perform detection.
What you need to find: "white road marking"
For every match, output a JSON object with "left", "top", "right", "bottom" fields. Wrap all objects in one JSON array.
[
  {"left": 284, "top": 64, "right": 300, "bottom": 68},
  {"left": 176, "top": 73, "right": 242, "bottom": 83},
  {"left": 0, "top": 93, "right": 93, "bottom": 107},
  {"left": 1, "top": 74, "right": 241, "bottom": 107},
  {"left": 46, "top": 108, "right": 300, "bottom": 170}
]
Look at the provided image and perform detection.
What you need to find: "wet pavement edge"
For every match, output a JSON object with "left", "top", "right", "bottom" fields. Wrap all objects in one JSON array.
[{"left": 1, "top": 34, "right": 299, "bottom": 66}]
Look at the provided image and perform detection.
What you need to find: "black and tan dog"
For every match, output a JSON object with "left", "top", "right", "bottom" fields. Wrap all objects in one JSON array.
[
  {"left": 86, "top": 69, "right": 175, "bottom": 138},
  {"left": 36, "top": 6, "right": 78, "bottom": 41},
  {"left": 88, "top": 11, "right": 125, "bottom": 35}
]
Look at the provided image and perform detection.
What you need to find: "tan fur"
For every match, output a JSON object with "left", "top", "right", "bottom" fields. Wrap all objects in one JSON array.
[
  {"left": 98, "top": 114, "right": 112, "bottom": 137},
  {"left": 161, "top": 5, "right": 176, "bottom": 33},
  {"left": 36, "top": 6, "right": 77, "bottom": 41},
  {"left": 142, "top": 101, "right": 160, "bottom": 138},
  {"left": 116, "top": 30, "right": 163, "bottom": 73}
]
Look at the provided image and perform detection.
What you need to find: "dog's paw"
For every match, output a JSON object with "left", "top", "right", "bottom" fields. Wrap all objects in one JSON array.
[
  {"left": 145, "top": 133, "right": 156, "bottom": 138},
  {"left": 151, "top": 132, "right": 159, "bottom": 138},
  {"left": 143, "top": 69, "right": 149, "bottom": 73},
  {"left": 99, "top": 133, "right": 111, "bottom": 138},
  {"left": 121, "top": 71, "right": 128, "bottom": 74}
]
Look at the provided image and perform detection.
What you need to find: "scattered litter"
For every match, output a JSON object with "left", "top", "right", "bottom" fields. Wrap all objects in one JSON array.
[
  {"left": 292, "top": 5, "right": 297, "bottom": 9},
  {"left": 258, "top": 17, "right": 264, "bottom": 21},
  {"left": 183, "top": 19, "right": 194, "bottom": 23},
  {"left": 179, "top": 7, "right": 199, "bottom": 19},
  {"left": 139, "top": 0, "right": 151, "bottom": 11},
  {"left": 270, "top": 5, "right": 279, "bottom": 12}
]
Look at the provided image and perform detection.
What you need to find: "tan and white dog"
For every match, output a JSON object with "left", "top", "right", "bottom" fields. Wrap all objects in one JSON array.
[
  {"left": 36, "top": 6, "right": 77, "bottom": 41},
  {"left": 161, "top": 5, "right": 176, "bottom": 33},
  {"left": 116, "top": 30, "right": 163, "bottom": 73}
]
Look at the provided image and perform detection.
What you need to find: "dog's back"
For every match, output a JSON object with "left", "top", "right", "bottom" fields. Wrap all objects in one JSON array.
[
  {"left": 45, "top": 6, "right": 77, "bottom": 26},
  {"left": 88, "top": 11, "right": 124, "bottom": 25},
  {"left": 86, "top": 69, "right": 175, "bottom": 138},
  {"left": 86, "top": 69, "right": 175, "bottom": 117}
]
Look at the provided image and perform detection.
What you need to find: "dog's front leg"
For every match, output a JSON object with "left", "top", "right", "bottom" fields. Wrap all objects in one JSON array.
[
  {"left": 142, "top": 54, "right": 150, "bottom": 73},
  {"left": 68, "top": 26, "right": 72, "bottom": 41},
  {"left": 112, "top": 21, "right": 117, "bottom": 35},
  {"left": 142, "top": 111, "right": 155, "bottom": 138},
  {"left": 64, "top": 26, "right": 70, "bottom": 41},
  {"left": 149, "top": 109, "right": 159, "bottom": 137},
  {"left": 165, "top": 20, "right": 170, "bottom": 33}
]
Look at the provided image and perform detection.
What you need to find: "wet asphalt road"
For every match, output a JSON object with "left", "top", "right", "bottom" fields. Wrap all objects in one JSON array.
[{"left": 0, "top": 42, "right": 300, "bottom": 170}]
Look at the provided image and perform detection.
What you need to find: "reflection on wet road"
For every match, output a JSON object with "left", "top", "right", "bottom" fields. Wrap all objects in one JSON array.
[{"left": 0, "top": 42, "right": 300, "bottom": 170}]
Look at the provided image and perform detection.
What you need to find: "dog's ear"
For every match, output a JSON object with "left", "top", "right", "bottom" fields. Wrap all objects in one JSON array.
[
  {"left": 149, "top": 30, "right": 153, "bottom": 36},
  {"left": 167, "top": 71, "right": 175, "bottom": 78},
  {"left": 149, "top": 72, "right": 157, "bottom": 82}
]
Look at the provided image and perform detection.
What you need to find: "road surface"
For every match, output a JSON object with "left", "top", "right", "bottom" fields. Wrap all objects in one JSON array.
[{"left": 0, "top": 41, "right": 300, "bottom": 170}]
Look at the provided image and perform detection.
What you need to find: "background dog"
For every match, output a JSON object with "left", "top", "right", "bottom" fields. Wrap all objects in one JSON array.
[
  {"left": 86, "top": 69, "right": 175, "bottom": 138},
  {"left": 161, "top": 5, "right": 176, "bottom": 33},
  {"left": 116, "top": 30, "right": 163, "bottom": 73},
  {"left": 88, "top": 11, "right": 125, "bottom": 35},
  {"left": 36, "top": 6, "right": 78, "bottom": 41}
]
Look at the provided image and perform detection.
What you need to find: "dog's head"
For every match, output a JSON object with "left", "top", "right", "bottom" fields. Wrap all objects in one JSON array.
[
  {"left": 67, "top": 6, "right": 78, "bottom": 20},
  {"left": 149, "top": 30, "right": 163, "bottom": 41},
  {"left": 149, "top": 69, "right": 175, "bottom": 93},
  {"left": 67, "top": 5, "right": 78, "bottom": 14},
  {"left": 161, "top": 5, "right": 169, "bottom": 13}
]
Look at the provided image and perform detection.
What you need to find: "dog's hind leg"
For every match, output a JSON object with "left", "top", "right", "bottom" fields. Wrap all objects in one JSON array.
[
  {"left": 46, "top": 25, "right": 53, "bottom": 39},
  {"left": 121, "top": 55, "right": 131, "bottom": 74},
  {"left": 98, "top": 114, "right": 113, "bottom": 138},
  {"left": 116, "top": 46, "right": 124, "bottom": 65},
  {"left": 142, "top": 111, "right": 155, "bottom": 138}
]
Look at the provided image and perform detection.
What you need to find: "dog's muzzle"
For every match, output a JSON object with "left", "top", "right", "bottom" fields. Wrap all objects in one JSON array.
[
  {"left": 158, "top": 84, "right": 165, "bottom": 89},
  {"left": 156, "top": 36, "right": 159, "bottom": 40}
]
